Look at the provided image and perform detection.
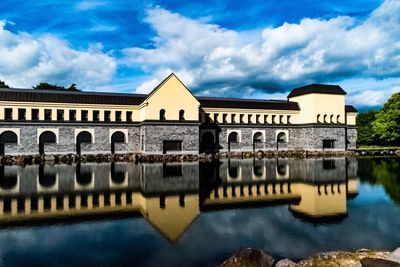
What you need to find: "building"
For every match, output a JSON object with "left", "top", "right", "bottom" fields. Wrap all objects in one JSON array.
[{"left": 0, "top": 73, "right": 357, "bottom": 156}]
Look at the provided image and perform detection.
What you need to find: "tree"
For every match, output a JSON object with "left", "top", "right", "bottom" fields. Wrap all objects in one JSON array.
[
  {"left": 0, "top": 79, "right": 10, "bottom": 88},
  {"left": 33, "top": 82, "right": 80, "bottom": 91},
  {"left": 372, "top": 92, "right": 400, "bottom": 146},
  {"left": 356, "top": 111, "right": 378, "bottom": 145}
]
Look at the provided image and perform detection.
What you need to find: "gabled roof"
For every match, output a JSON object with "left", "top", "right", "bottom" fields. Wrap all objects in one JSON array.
[
  {"left": 345, "top": 105, "right": 358, "bottom": 113},
  {"left": 0, "top": 88, "right": 146, "bottom": 105},
  {"left": 288, "top": 84, "right": 347, "bottom": 98},
  {"left": 198, "top": 97, "right": 300, "bottom": 110}
]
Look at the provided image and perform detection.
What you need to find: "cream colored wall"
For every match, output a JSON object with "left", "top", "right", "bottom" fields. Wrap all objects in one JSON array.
[
  {"left": 140, "top": 74, "right": 200, "bottom": 121},
  {"left": 288, "top": 94, "right": 345, "bottom": 124},
  {"left": 0, "top": 101, "right": 139, "bottom": 122},
  {"left": 346, "top": 112, "right": 357, "bottom": 125}
]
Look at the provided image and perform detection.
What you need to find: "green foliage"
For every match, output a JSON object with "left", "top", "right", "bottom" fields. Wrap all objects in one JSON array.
[
  {"left": 371, "top": 92, "right": 400, "bottom": 146},
  {"left": 356, "top": 111, "right": 378, "bottom": 145},
  {"left": 0, "top": 79, "right": 10, "bottom": 88},
  {"left": 33, "top": 82, "right": 80, "bottom": 91}
]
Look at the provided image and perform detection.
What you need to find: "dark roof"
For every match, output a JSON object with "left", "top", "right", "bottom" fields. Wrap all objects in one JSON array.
[
  {"left": 345, "top": 105, "right": 358, "bottom": 112},
  {"left": 288, "top": 84, "right": 347, "bottom": 98},
  {"left": 0, "top": 88, "right": 147, "bottom": 105},
  {"left": 198, "top": 97, "right": 300, "bottom": 110}
]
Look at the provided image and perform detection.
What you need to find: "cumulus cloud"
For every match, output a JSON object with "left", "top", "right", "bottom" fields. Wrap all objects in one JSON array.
[
  {"left": 123, "top": 0, "right": 400, "bottom": 105},
  {"left": 0, "top": 20, "right": 116, "bottom": 89}
]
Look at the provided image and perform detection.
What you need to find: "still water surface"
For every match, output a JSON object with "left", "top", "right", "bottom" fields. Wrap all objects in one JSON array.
[{"left": 0, "top": 157, "right": 399, "bottom": 266}]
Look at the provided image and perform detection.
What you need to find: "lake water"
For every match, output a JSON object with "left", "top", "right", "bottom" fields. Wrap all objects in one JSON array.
[{"left": 0, "top": 157, "right": 399, "bottom": 266}]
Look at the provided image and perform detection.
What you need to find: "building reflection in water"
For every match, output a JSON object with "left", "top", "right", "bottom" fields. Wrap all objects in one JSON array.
[{"left": 0, "top": 158, "right": 358, "bottom": 242}]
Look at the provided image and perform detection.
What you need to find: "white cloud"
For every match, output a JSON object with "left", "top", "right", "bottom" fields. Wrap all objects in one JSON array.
[
  {"left": 122, "top": 0, "right": 400, "bottom": 107},
  {"left": 0, "top": 22, "right": 116, "bottom": 89},
  {"left": 75, "top": 0, "right": 108, "bottom": 11}
]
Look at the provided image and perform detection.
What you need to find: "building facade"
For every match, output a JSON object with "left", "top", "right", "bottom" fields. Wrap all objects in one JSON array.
[{"left": 0, "top": 73, "right": 357, "bottom": 156}]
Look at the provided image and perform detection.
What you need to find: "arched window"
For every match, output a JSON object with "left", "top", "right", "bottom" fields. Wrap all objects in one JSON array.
[
  {"left": 111, "top": 131, "right": 125, "bottom": 143},
  {"left": 0, "top": 131, "right": 18, "bottom": 144},
  {"left": 77, "top": 131, "right": 92, "bottom": 144},
  {"left": 228, "top": 132, "right": 239, "bottom": 143},
  {"left": 179, "top": 110, "right": 185, "bottom": 121},
  {"left": 39, "top": 131, "right": 56, "bottom": 144},
  {"left": 330, "top": 114, "right": 334, "bottom": 123},
  {"left": 337, "top": 115, "right": 340, "bottom": 123},
  {"left": 277, "top": 132, "right": 287, "bottom": 143},
  {"left": 160, "top": 109, "right": 166, "bottom": 121},
  {"left": 317, "top": 114, "right": 321, "bottom": 123},
  {"left": 253, "top": 132, "right": 263, "bottom": 143}
]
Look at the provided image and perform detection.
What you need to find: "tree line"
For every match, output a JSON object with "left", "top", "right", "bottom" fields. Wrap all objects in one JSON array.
[
  {"left": 0, "top": 79, "right": 80, "bottom": 91},
  {"left": 357, "top": 91, "right": 400, "bottom": 146}
]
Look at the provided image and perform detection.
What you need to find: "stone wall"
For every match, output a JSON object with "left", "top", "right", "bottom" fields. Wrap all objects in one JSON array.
[{"left": 0, "top": 124, "right": 140, "bottom": 155}]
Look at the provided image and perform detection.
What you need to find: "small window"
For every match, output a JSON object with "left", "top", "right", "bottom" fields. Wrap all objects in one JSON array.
[
  {"left": 213, "top": 113, "right": 218, "bottom": 123},
  {"left": 279, "top": 115, "right": 284, "bottom": 124},
  {"left": 44, "top": 109, "right": 52, "bottom": 121},
  {"left": 4, "top": 108, "right": 12, "bottom": 121},
  {"left": 271, "top": 115, "right": 276, "bottom": 124},
  {"left": 163, "top": 140, "right": 182, "bottom": 153},
  {"left": 179, "top": 110, "right": 185, "bottom": 121},
  {"left": 323, "top": 114, "right": 327, "bottom": 123},
  {"left": 323, "top": 139, "right": 335, "bottom": 149},
  {"left": 256, "top": 115, "right": 260, "bottom": 124},
  {"left": 126, "top": 111, "right": 133, "bottom": 122},
  {"left": 93, "top": 110, "right": 100, "bottom": 122},
  {"left": 115, "top": 111, "right": 122, "bottom": 122},
  {"left": 264, "top": 115, "right": 268, "bottom": 124},
  {"left": 231, "top": 114, "right": 235, "bottom": 123},
  {"left": 248, "top": 114, "right": 252, "bottom": 124},
  {"left": 317, "top": 114, "right": 321, "bottom": 123},
  {"left": 57, "top": 110, "right": 64, "bottom": 121},
  {"left": 69, "top": 110, "right": 76, "bottom": 121},
  {"left": 277, "top": 132, "right": 286, "bottom": 143},
  {"left": 104, "top": 111, "right": 111, "bottom": 122},
  {"left": 18, "top": 109, "right": 26, "bottom": 121},
  {"left": 222, "top": 114, "right": 227, "bottom": 123},
  {"left": 330, "top": 114, "right": 334, "bottom": 123},
  {"left": 240, "top": 114, "right": 244, "bottom": 123},
  {"left": 228, "top": 132, "right": 239, "bottom": 143},
  {"left": 159, "top": 109, "right": 166, "bottom": 121},
  {"left": 287, "top": 115, "right": 291, "bottom": 124},
  {"left": 81, "top": 110, "right": 88, "bottom": 122},
  {"left": 32, "top": 109, "right": 39, "bottom": 121}
]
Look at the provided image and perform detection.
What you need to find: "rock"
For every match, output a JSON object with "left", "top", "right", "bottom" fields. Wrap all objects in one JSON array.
[
  {"left": 44, "top": 155, "right": 55, "bottom": 162},
  {"left": 218, "top": 248, "right": 275, "bottom": 267},
  {"left": 275, "top": 258, "right": 297, "bottom": 267},
  {"left": 360, "top": 258, "right": 399, "bottom": 267},
  {"left": 388, "top": 248, "right": 400, "bottom": 263},
  {"left": 395, "top": 150, "right": 400, "bottom": 156}
]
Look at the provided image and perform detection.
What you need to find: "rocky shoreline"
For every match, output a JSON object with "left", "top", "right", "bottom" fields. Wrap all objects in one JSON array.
[
  {"left": 0, "top": 149, "right": 399, "bottom": 166},
  {"left": 219, "top": 247, "right": 400, "bottom": 267}
]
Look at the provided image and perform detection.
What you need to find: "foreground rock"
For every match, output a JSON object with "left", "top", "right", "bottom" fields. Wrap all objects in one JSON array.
[
  {"left": 219, "top": 248, "right": 400, "bottom": 267},
  {"left": 219, "top": 248, "right": 275, "bottom": 267}
]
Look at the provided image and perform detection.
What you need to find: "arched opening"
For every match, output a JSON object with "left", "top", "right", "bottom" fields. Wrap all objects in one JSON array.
[
  {"left": 38, "top": 164, "right": 56, "bottom": 187},
  {"left": 76, "top": 163, "right": 92, "bottom": 186},
  {"left": 201, "top": 132, "right": 215, "bottom": 152},
  {"left": 228, "top": 159, "right": 239, "bottom": 179},
  {"left": 323, "top": 114, "right": 327, "bottom": 123},
  {"left": 39, "top": 131, "right": 56, "bottom": 155},
  {"left": 179, "top": 110, "right": 185, "bottom": 121},
  {"left": 317, "top": 114, "right": 321, "bottom": 123},
  {"left": 330, "top": 114, "right": 334, "bottom": 123},
  {"left": 228, "top": 132, "right": 239, "bottom": 152},
  {"left": 337, "top": 115, "right": 340, "bottom": 123},
  {"left": 159, "top": 109, "right": 166, "bottom": 121},
  {"left": 276, "top": 132, "right": 287, "bottom": 151},
  {"left": 253, "top": 132, "right": 263, "bottom": 151},
  {"left": 0, "top": 131, "right": 18, "bottom": 156},
  {"left": 76, "top": 131, "right": 92, "bottom": 155},
  {"left": 111, "top": 131, "right": 125, "bottom": 154},
  {"left": 0, "top": 166, "right": 18, "bottom": 190},
  {"left": 111, "top": 162, "right": 125, "bottom": 184}
]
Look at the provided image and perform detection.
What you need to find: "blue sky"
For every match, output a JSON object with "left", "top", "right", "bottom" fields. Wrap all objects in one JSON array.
[{"left": 0, "top": 0, "right": 399, "bottom": 110}]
